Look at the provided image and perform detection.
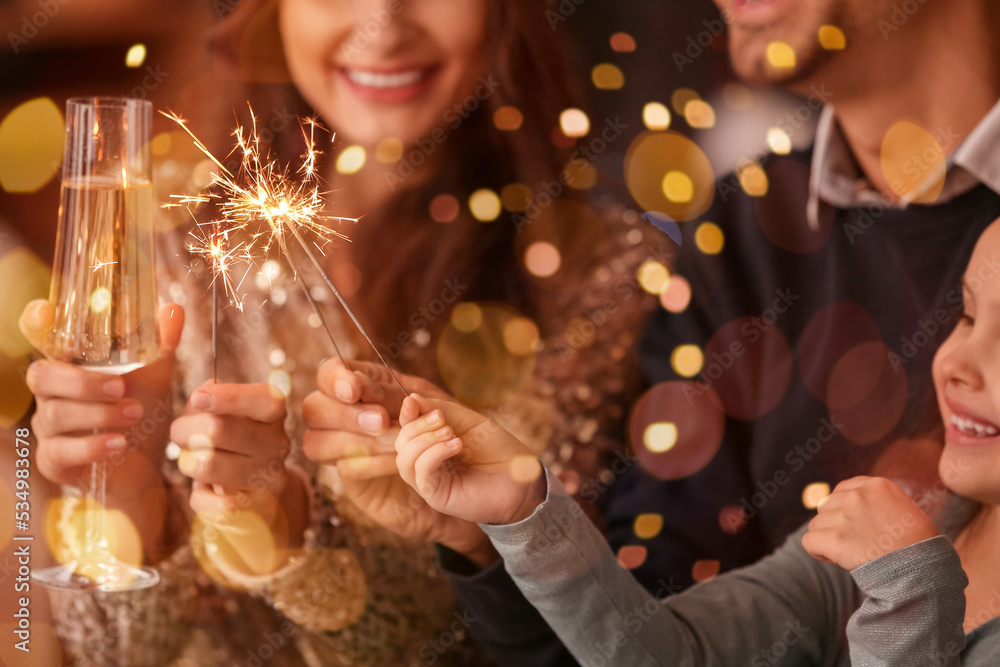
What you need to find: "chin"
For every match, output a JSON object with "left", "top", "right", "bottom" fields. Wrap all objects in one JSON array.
[
  {"left": 727, "top": 25, "right": 829, "bottom": 87},
  {"left": 938, "top": 447, "right": 1000, "bottom": 506}
]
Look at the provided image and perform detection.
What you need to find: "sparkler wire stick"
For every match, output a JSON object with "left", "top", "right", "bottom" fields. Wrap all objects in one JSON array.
[
  {"left": 213, "top": 269, "right": 219, "bottom": 382},
  {"left": 285, "top": 222, "right": 408, "bottom": 397},
  {"left": 277, "top": 234, "right": 343, "bottom": 359}
]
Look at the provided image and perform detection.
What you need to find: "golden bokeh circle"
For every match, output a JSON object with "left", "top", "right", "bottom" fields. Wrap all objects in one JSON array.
[
  {"left": 0, "top": 97, "right": 64, "bottom": 194},
  {"left": 437, "top": 303, "right": 537, "bottom": 406},
  {"left": 624, "top": 131, "right": 715, "bottom": 222}
]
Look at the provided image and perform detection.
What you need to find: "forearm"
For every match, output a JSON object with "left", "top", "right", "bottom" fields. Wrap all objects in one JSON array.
[
  {"left": 440, "top": 545, "right": 581, "bottom": 667},
  {"left": 848, "top": 536, "right": 968, "bottom": 665}
]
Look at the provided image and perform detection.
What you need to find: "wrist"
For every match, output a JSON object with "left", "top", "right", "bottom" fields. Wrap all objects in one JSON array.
[
  {"left": 506, "top": 472, "right": 547, "bottom": 525},
  {"left": 442, "top": 527, "right": 499, "bottom": 571}
]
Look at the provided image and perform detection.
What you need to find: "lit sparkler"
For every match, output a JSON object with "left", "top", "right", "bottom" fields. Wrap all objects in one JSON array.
[{"left": 162, "top": 107, "right": 408, "bottom": 394}]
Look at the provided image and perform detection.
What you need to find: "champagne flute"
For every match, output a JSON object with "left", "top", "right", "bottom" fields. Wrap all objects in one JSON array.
[{"left": 34, "top": 97, "right": 160, "bottom": 591}]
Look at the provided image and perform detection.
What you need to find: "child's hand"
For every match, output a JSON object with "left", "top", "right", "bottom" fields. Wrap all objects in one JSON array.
[
  {"left": 395, "top": 394, "right": 546, "bottom": 526},
  {"left": 802, "top": 476, "right": 941, "bottom": 570}
]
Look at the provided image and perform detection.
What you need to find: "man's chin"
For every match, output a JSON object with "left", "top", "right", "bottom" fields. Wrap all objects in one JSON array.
[{"left": 728, "top": 40, "right": 826, "bottom": 88}]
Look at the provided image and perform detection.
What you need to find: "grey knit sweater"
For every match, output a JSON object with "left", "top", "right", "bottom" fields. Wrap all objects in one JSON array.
[{"left": 480, "top": 471, "right": 1000, "bottom": 666}]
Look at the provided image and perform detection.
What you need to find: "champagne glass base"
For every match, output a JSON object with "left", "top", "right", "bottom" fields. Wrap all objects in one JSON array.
[{"left": 33, "top": 562, "right": 159, "bottom": 593}]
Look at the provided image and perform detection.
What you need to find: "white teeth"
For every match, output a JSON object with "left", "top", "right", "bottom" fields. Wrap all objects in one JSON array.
[
  {"left": 951, "top": 414, "right": 1000, "bottom": 437},
  {"left": 345, "top": 69, "right": 424, "bottom": 89}
]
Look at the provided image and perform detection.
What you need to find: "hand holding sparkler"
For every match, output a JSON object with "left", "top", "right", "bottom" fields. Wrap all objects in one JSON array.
[{"left": 170, "top": 380, "right": 310, "bottom": 564}]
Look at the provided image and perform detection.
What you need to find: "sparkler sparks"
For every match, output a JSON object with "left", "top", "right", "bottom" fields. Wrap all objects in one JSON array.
[
  {"left": 186, "top": 221, "right": 252, "bottom": 312},
  {"left": 162, "top": 106, "right": 408, "bottom": 395}
]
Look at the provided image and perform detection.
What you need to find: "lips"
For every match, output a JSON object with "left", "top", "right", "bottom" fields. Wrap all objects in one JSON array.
[
  {"left": 728, "top": 0, "right": 789, "bottom": 26},
  {"left": 944, "top": 398, "right": 1000, "bottom": 447},
  {"left": 338, "top": 65, "right": 439, "bottom": 103},
  {"left": 951, "top": 413, "right": 1000, "bottom": 438}
]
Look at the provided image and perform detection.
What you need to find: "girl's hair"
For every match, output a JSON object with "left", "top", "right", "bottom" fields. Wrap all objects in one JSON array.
[{"left": 215, "top": 0, "right": 588, "bottom": 382}]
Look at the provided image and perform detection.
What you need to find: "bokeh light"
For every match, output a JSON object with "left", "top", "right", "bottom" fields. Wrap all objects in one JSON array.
[
  {"left": 643, "top": 422, "right": 678, "bottom": 453},
  {"left": 610, "top": 32, "right": 637, "bottom": 52},
  {"left": 705, "top": 317, "right": 793, "bottom": 421},
  {"left": 695, "top": 222, "right": 725, "bottom": 255},
  {"left": 662, "top": 170, "right": 694, "bottom": 203},
  {"left": 737, "top": 160, "right": 769, "bottom": 196},
  {"left": 692, "top": 559, "right": 721, "bottom": 583},
  {"left": 798, "top": 302, "right": 884, "bottom": 403},
  {"left": 719, "top": 505, "right": 746, "bottom": 534},
  {"left": 0, "top": 97, "right": 64, "bottom": 193},
  {"left": 671, "top": 344, "right": 704, "bottom": 378},
  {"left": 501, "top": 183, "right": 533, "bottom": 212},
  {"left": 684, "top": 100, "right": 716, "bottom": 129},
  {"left": 335, "top": 145, "right": 366, "bottom": 174},
  {"left": 564, "top": 158, "right": 597, "bottom": 190},
  {"left": 469, "top": 188, "right": 502, "bottom": 221},
  {"left": 524, "top": 241, "right": 561, "bottom": 278},
  {"left": 451, "top": 302, "right": 484, "bottom": 333},
  {"left": 430, "top": 193, "right": 460, "bottom": 223},
  {"left": 766, "top": 127, "right": 793, "bottom": 155},
  {"left": 559, "top": 108, "right": 590, "bottom": 137},
  {"left": 660, "top": 275, "right": 692, "bottom": 313},
  {"left": 375, "top": 137, "right": 403, "bottom": 163},
  {"left": 624, "top": 131, "right": 715, "bottom": 221},
  {"left": 766, "top": 41, "right": 797, "bottom": 69},
  {"left": 592, "top": 63, "right": 625, "bottom": 90},
  {"left": 618, "top": 545, "right": 648, "bottom": 569},
  {"left": 802, "top": 482, "right": 831, "bottom": 509},
  {"left": 493, "top": 106, "right": 524, "bottom": 131},
  {"left": 634, "top": 513, "right": 664, "bottom": 539},
  {"left": 826, "top": 341, "right": 908, "bottom": 445},
  {"left": 881, "top": 119, "right": 945, "bottom": 203},
  {"left": 629, "top": 382, "right": 726, "bottom": 480},
  {"left": 514, "top": 199, "right": 610, "bottom": 292},
  {"left": 438, "top": 303, "right": 537, "bottom": 406},
  {"left": 818, "top": 25, "right": 847, "bottom": 50},
  {"left": 671, "top": 88, "right": 700, "bottom": 115},
  {"left": 502, "top": 317, "right": 540, "bottom": 356},
  {"left": 44, "top": 498, "right": 144, "bottom": 584},
  {"left": 0, "top": 247, "right": 50, "bottom": 358},
  {"left": 637, "top": 259, "right": 670, "bottom": 294},
  {"left": 125, "top": 43, "right": 147, "bottom": 68},
  {"left": 642, "top": 102, "right": 671, "bottom": 131},
  {"left": 89, "top": 287, "right": 112, "bottom": 313}
]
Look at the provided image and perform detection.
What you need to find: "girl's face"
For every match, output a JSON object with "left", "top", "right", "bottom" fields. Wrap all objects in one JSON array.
[
  {"left": 933, "top": 218, "right": 1000, "bottom": 505},
  {"left": 279, "top": 0, "right": 489, "bottom": 147}
]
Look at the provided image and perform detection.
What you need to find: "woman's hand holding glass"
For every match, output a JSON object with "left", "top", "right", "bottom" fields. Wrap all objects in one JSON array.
[{"left": 20, "top": 299, "right": 185, "bottom": 553}]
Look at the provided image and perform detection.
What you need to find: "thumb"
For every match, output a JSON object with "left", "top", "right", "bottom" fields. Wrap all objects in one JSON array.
[
  {"left": 17, "top": 299, "right": 54, "bottom": 353},
  {"left": 157, "top": 304, "right": 185, "bottom": 357}
]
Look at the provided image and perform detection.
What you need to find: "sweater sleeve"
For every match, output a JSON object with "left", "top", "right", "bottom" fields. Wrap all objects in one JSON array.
[
  {"left": 847, "top": 536, "right": 968, "bottom": 666},
  {"left": 479, "top": 469, "right": 854, "bottom": 666}
]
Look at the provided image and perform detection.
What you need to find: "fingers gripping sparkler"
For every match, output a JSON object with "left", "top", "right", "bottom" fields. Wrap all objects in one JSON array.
[{"left": 162, "top": 107, "right": 408, "bottom": 396}]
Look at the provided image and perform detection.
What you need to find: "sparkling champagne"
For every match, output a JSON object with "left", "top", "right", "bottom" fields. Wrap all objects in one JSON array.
[{"left": 45, "top": 179, "right": 158, "bottom": 373}]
